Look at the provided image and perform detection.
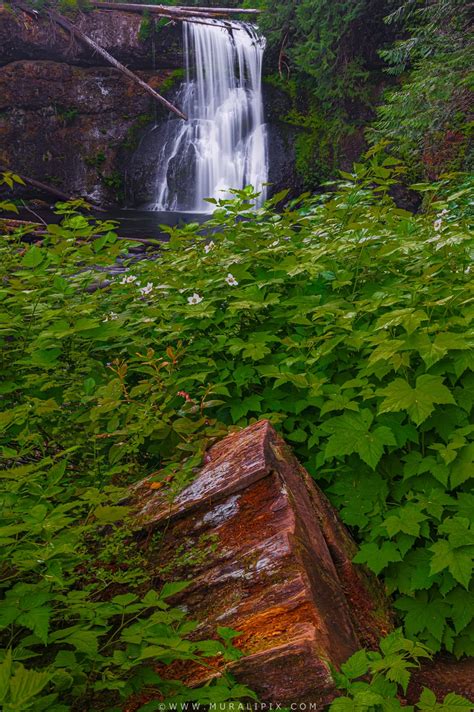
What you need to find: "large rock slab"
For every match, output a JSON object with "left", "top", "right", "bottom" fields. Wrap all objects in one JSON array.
[{"left": 130, "top": 420, "right": 393, "bottom": 707}]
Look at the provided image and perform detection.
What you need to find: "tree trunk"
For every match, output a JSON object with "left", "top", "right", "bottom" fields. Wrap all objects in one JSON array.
[
  {"left": 92, "top": 2, "right": 260, "bottom": 16},
  {"left": 1, "top": 167, "right": 79, "bottom": 203}
]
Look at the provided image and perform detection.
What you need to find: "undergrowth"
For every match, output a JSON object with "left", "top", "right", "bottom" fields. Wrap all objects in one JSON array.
[{"left": 0, "top": 150, "right": 473, "bottom": 709}]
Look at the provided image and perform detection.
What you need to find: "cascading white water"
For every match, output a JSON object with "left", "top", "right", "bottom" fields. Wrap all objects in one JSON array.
[{"left": 149, "top": 20, "right": 268, "bottom": 213}]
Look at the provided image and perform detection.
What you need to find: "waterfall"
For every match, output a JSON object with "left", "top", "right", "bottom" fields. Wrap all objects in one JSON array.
[{"left": 149, "top": 20, "right": 268, "bottom": 213}]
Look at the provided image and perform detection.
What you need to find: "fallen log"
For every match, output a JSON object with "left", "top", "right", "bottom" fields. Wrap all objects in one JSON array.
[
  {"left": 46, "top": 8, "right": 187, "bottom": 120},
  {"left": 125, "top": 420, "right": 474, "bottom": 708},
  {"left": 93, "top": 1, "right": 227, "bottom": 18},
  {"left": 0, "top": 217, "right": 161, "bottom": 245},
  {"left": 90, "top": 2, "right": 242, "bottom": 27},
  {"left": 175, "top": 4, "right": 260, "bottom": 14},
  {"left": 92, "top": 2, "right": 260, "bottom": 16},
  {"left": 1, "top": 164, "right": 107, "bottom": 208},
  {"left": 1, "top": 167, "right": 77, "bottom": 203},
  {"left": 12, "top": 0, "right": 187, "bottom": 117},
  {"left": 127, "top": 420, "right": 393, "bottom": 707}
]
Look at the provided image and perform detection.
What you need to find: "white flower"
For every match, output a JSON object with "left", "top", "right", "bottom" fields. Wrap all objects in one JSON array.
[
  {"left": 120, "top": 274, "right": 137, "bottom": 285},
  {"left": 204, "top": 241, "right": 215, "bottom": 254},
  {"left": 434, "top": 218, "right": 442, "bottom": 231},
  {"left": 225, "top": 273, "right": 238, "bottom": 286},
  {"left": 188, "top": 293, "right": 203, "bottom": 305},
  {"left": 270, "top": 240, "right": 279, "bottom": 247},
  {"left": 139, "top": 282, "right": 153, "bottom": 296},
  {"left": 103, "top": 311, "right": 118, "bottom": 322},
  {"left": 440, "top": 208, "right": 448, "bottom": 217}
]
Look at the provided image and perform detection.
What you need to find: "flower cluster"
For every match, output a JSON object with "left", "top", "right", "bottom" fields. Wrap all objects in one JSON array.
[
  {"left": 139, "top": 282, "right": 153, "bottom": 296},
  {"left": 120, "top": 274, "right": 137, "bottom": 285},
  {"left": 225, "top": 273, "right": 238, "bottom": 286},
  {"left": 434, "top": 208, "right": 448, "bottom": 232}
]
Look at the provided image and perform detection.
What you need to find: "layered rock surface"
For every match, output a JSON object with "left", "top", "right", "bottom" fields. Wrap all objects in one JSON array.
[
  {"left": 0, "top": 6, "right": 182, "bottom": 205},
  {"left": 0, "top": 6, "right": 183, "bottom": 69},
  {"left": 130, "top": 420, "right": 393, "bottom": 707},
  {"left": 0, "top": 5, "right": 301, "bottom": 207},
  {"left": 128, "top": 420, "right": 474, "bottom": 707}
]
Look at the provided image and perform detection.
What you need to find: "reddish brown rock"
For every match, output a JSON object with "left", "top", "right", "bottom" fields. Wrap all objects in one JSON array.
[
  {"left": 131, "top": 420, "right": 393, "bottom": 707},
  {"left": 408, "top": 655, "right": 474, "bottom": 704}
]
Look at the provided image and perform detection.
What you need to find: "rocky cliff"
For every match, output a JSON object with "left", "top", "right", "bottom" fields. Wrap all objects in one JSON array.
[
  {"left": 0, "top": 5, "right": 184, "bottom": 205},
  {"left": 0, "top": 6, "right": 300, "bottom": 205},
  {"left": 1, "top": 5, "right": 301, "bottom": 208}
]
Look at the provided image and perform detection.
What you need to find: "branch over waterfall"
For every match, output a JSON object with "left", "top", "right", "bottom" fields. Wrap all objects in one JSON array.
[
  {"left": 91, "top": 2, "right": 261, "bottom": 17},
  {"left": 13, "top": 1, "right": 187, "bottom": 120}
]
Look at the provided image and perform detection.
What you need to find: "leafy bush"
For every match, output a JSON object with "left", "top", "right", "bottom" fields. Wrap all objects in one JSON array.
[
  {"left": 0, "top": 153, "right": 472, "bottom": 707},
  {"left": 368, "top": 0, "right": 473, "bottom": 179},
  {"left": 0, "top": 187, "right": 254, "bottom": 709},
  {"left": 330, "top": 630, "right": 472, "bottom": 711}
]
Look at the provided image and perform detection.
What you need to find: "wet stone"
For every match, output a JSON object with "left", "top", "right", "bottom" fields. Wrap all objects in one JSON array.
[{"left": 130, "top": 420, "right": 393, "bottom": 707}]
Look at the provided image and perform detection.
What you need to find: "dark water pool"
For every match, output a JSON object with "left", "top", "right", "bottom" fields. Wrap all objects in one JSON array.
[
  {"left": 99, "top": 209, "right": 210, "bottom": 240},
  {"left": 8, "top": 206, "right": 211, "bottom": 241}
]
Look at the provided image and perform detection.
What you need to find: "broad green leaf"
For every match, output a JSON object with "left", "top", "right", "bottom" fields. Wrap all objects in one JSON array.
[
  {"left": 9, "top": 664, "right": 52, "bottom": 706},
  {"left": 21, "top": 246, "right": 44, "bottom": 268},
  {"left": 329, "top": 698, "right": 355, "bottom": 711},
  {"left": 323, "top": 409, "right": 395, "bottom": 469},
  {"left": 353, "top": 542, "right": 402, "bottom": 575},
  {"left": 429, "top": 540, "right": 472, "bottom": 589},
  {"left": 340, "top": 649, "right": 369, "bottom": 679},
  {"left": 160, "top": 581, "right": 190, "bottom": 599},
  {"left": 378, "top": 375, "right": 455, "bottom": 425},
  {"left": 93, "top": 505, "right": 129, "bottom": 523},
  {"left": 17, "top": 607, "right": 52, "bottom": 645},
  {"left": 0, "top": 649, "right": 12, "bottom": 703}
]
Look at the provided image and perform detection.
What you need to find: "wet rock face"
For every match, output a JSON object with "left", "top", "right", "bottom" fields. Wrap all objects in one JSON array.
[
  {"left": 130, "top": 420, "right": 393, "bottom": 707},
  {"left": 0, "top": 7, "right": 183, "bottom": 205},
  {"left": 1, "top": 6, "right": 301, "bottom": 208},
  {"left": 126, "top": 82, "right": 304, "bottom": 207},
  {"left": 0, "top": 7, "right": 183, "bottom": 69},
  {"left": 262, "top": 82, "right": 305, "bottom": 198},
  {"left": 0, "top": 59, "right": 176, "bottom": 205}
]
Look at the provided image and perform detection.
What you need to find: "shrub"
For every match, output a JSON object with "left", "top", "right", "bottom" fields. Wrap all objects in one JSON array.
[{"left": 0, "top": 152, "right": 472, "bottom": 707}]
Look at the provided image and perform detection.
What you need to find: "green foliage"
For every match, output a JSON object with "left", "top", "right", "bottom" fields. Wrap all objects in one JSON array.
[
  {"left": 159, "top": 68, "right": 186, "bottom": 95},
  {"left": 85, "top": 151, "right": 106, "bottom": 169},
  {"left": 284, "top": 109, "right": 354, "bottom": 187},
  {"left": 122, "top": 113, "right": 154, "bottom": 152},
  {"left": 139, "top": 10, "right": 152, "bottom": 42},
  {"left": 0, "top": 188, "right": 256, "bottom": 709},
  {"left": 56, "top": 106, "right": 79, "bottom": 126},
  {"left": 260, "top": 0, "right": 389, "bottom": 108},
  {"left": 259, "top": 0, "right": 471, "bottom": 187},
  {"left": 257, "top": 0, "right": 396, "bottom": 190},
  {"left": 0, "top": 154, "right": 473, "bottom": 707},
  {"left": 369, "top": 0, "right": 473, "bottom": 179},
  {"left": 330, "top": 630, "right": 472, "bottom": 710},
  {"left": 0, "top": 172, "right": 25, "bottom": 214},
  {"left": 102, "top": 170, "right": 123, "bottom": 195}
]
